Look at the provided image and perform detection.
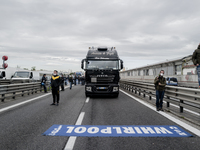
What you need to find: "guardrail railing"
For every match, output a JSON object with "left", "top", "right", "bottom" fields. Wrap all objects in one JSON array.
[
  {"left": 0, "top": 82, "right": 45, "bottom": 102},
  {"left": 120, "top": 80, "right": 200, "bottom": 114},
  {"left": 0, "top": 79, "right": 40, "bottom": 85}
]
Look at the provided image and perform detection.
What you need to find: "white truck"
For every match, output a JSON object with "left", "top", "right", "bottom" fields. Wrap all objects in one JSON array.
[
  {"left": 0, "top": 67, "right": 17, "bottom": 79},
  {"left": 11, "top": 70, "right": 53, "bottom": 81}
]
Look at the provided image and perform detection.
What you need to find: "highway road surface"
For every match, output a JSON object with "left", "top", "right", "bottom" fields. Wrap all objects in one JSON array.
[{"left": 0, "top": 85, "right": 200, "bottom": 150}]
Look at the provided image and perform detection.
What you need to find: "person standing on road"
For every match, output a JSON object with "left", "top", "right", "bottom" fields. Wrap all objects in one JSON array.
[
  {"left": 69, "top": 75, "right": 73, "bottom": 90},
  {"left": 51, "top": 70, "right": 61, "bottom": 106},
  {"left": 78, "top": 76, "right": 80, "bottom": 84},
  {"left": 81, "top": 75, "right": 85, "bottom": 85},
  {"left": 192, "top": 43, "right": 200, "bottom": 88},
  {"left": 41, "top": 74, "right": 47, "bottom": 93},
  {"left": 61, "top": 74, "right": 65, "bottom": 91},
  {"left": 154, "top": 70, "right": 166, "bottom": 111},
  {"left": 73, "top": 75, "right": 77, "bottom": 86}
]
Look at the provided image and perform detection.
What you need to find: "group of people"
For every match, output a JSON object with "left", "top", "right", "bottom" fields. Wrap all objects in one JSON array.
[
  {"left": 68, "top": 75, "right": 85, "bottom": 89},
  {"left": 39, "top": 44, "right": 200, "bottom": 109},
  {"left": 41, "top": 71, "right": 85, "bottom": 106}
]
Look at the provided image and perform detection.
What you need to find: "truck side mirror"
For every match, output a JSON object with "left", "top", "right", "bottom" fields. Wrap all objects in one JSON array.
[
  {"left": 120, "top": 60, "right": 123, "bottom": 70},
  {"left": 30, "top": 72, "right": 33, "bottom": 78},
  {"left": 81, "top": 59, "right": 85, "bottom": 69},
  {"left": 2, "top": 71, "right": 5, "bottom": 77},
  {"left": 81, "top": 60, "right": 84, "bottom": 69}
]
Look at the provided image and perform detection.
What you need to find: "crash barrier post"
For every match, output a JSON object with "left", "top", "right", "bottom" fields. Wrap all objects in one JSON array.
[{"left": 120, "top": 80, "right": 200, "bottom": 114}]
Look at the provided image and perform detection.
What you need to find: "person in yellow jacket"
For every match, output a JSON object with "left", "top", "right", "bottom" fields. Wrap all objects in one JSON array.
[{"left": 51, "top": 70, "right": 61, "bottom": 106}]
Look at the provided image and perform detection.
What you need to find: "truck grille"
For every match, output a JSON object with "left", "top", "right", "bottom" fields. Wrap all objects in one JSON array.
[
  {"left": 90, "top": 75, "right": 115, "bottom": 83},
  {"left": 97, "top": 77, "right": 114, "bottom": 83}
]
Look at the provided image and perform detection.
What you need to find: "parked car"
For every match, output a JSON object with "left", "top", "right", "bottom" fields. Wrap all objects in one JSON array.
[{"left": 166, "top": 77, "right": 178, "bottom": 86}]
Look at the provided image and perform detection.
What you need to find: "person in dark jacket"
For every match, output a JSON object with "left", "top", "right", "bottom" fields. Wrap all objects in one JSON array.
[
  {"left": 41, "top": 74, "right": 47, "bottom": 93},
  {"left": 73, "top": 75, "right": 77, "bottom": 85},
  {"left": 192, "top": 44, "right": 200, "bottom": 87},
  {"left": 69, "top": 75, "right": 73, "bottom": 90},
  {"left": 61, "top": 74, "right": 65, "bottom": 91},
  {"left": 51, "top": 70, "right": 61, "bottom": 106},
  {"left": 78, "top": 76, "right": 80, "bottom": 84},
  {"left": 81, "top": 76, "right": 85, "bottom": 85},
  {"left": 154, "top": 70, "right": 166, "bottom": 111}
]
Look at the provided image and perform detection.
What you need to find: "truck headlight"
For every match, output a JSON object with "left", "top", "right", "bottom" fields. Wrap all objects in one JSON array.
[
  {"left": 113, "top": 87, "right": 119, "bottom": 92},
  {"left": 86, "top": 86, "right": 92, "bottom": 92}
]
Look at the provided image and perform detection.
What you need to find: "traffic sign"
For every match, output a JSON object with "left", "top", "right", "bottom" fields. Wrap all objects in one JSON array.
[{"left": 2, "top": 55, "right": 8, "bottom": 61}]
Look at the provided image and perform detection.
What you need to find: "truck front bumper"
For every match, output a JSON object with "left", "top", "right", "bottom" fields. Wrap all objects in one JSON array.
[{"left": 85, "top": 84, "right": 119, "bottom": 97}]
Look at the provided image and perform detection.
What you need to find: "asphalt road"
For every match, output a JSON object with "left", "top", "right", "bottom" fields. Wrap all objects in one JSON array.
[{"left": 0, "top": 85, "right": 200, "bottom": 150}]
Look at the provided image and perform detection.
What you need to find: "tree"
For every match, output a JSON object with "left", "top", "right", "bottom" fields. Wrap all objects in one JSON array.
[{"left": 31, "top": 66, "right": 36, "bottom": 71}]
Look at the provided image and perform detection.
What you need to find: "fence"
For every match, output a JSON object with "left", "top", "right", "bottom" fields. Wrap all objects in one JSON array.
[
  {"left": 0, "top": 79, "right": 40, "bottom": 85},
  {"left": 0, "top": 82, "right": 48, "bottom": 102},
  {"left": 120, "top": 80, "right": 200, "bottom": 114}
]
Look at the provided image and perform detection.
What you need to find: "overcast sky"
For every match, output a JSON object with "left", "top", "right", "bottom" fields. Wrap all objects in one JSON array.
[{"left": 0, "top": 0, "right": 200, "bottom": 72}]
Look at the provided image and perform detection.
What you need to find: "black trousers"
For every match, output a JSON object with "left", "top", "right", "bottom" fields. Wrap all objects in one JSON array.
[
  {"left": 52, "top": 89, "right": 60, "bottom": 103},
  {"left": 61, "top": 83, "right": 64, "bottom": 91},
  {"left": 42, "top": 85, "right": 47, "bottom": 92}
]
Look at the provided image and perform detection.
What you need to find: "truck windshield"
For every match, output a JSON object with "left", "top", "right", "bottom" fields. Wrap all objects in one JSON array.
[
  {"left": 86, "top": 60, "right": 119, "bottom": 70},
  {"left": 13, "top": 72, "right": 29, "bottom": 78}
]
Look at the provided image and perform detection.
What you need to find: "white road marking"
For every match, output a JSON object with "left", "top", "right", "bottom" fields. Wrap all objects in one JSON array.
[
  {"left": 0, "top": 85, "right": 70, "bottom": 113},
  {"left": 85, "top": 97, "right": 90, "bottom": 103},
  {"left": 120, "top": 89, "right": 200, "bottom": 137},
  {"left": 0, "top": 93, "right": 51, "bottom": 113},
  {"left": 75, "top": 112, "right": 85, "bottom": 125},
  {"left": 64, "top": 112, "right": 85, "bottom": 150}
]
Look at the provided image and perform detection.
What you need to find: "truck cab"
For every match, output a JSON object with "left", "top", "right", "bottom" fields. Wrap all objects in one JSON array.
[{"left": 81, "top": 46, "right": 123, "bottom": 97}]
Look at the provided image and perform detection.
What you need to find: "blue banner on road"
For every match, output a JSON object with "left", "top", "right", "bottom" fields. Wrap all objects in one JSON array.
[{"left": 43, "top": 125, "right": 192, "bottom": 137}]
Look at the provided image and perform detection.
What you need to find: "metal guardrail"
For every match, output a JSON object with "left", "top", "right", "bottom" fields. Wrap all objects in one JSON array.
[
  {"left": 120, "top": 80, "right": 200, "bottom": 114},
  {"left": 0, "top": 82, "right": 45, "bottom": 102},
  {"left": 0, "top": 79, "right": 41, "bottom": 85}
]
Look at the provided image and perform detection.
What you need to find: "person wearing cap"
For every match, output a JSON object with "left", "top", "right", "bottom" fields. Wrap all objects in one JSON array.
[
  {"left": 50, "top": 70, "right": 61, "bottom": 106},
  {"left": 192, "top": 43, "right": 200, "bottom": 88},
  {"left": 41, "top": 74, "right": 47, "bottom": 93}
]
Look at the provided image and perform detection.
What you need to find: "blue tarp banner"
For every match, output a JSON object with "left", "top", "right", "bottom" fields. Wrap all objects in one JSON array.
[{"left": 43, "top": 125, "right": 192, "bottom": 137}]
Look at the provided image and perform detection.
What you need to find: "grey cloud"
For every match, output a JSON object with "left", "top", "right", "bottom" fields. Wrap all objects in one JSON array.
[{"left": 1, "top": 0, "right": 200, "bottom": 71}]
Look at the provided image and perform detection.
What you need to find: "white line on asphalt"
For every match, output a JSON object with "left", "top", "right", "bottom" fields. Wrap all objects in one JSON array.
[
  {"left": 0, "top": 93, "right": 51, "bottom": 113},
  {"left": 85, "top": 97, "right": 90, "bottom": 103},
  {"left": 120, "top": 89, "right": 200, "bottom": 137},
  {"left": 64, "top": 112, "right": 85, "bottom": 150},
  {"left": 75, "top": 112, "right": 85, "bottom": 125},
  {"left": 0, "top": 86, "right": 70, "bottom": 113}
]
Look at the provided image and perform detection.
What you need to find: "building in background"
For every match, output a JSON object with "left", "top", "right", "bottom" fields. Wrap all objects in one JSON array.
[{"left": 120, "top": 55, "right": 198, "bottom": 87}]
